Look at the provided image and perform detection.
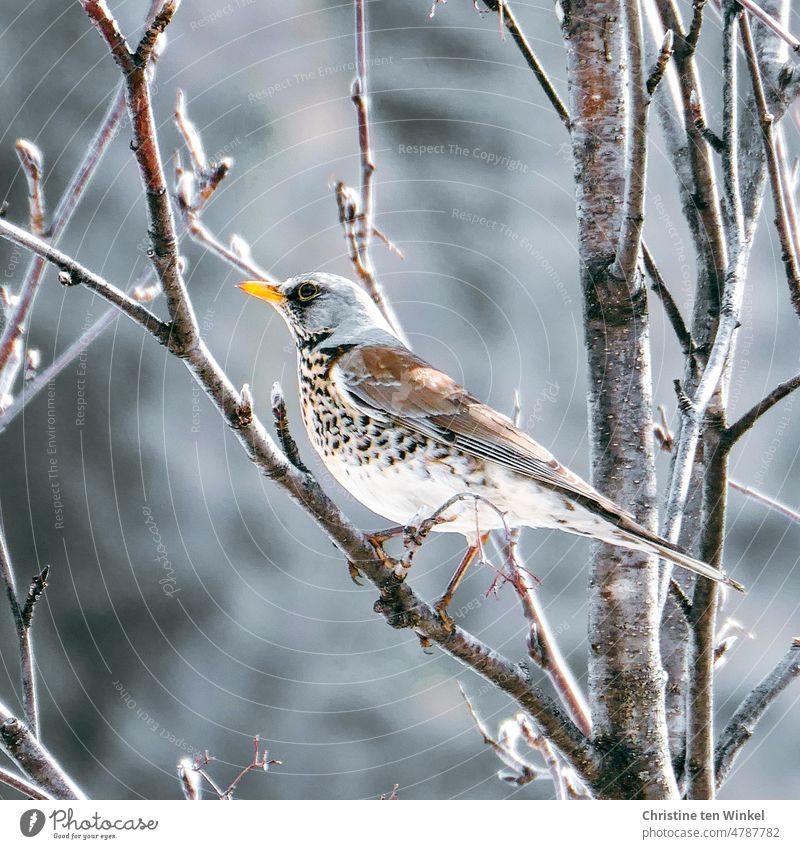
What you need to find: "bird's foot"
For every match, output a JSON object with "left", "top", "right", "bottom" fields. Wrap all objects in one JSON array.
[
  {"left": 433, "top": 599, "right": 455, "bottom": 634},
  {"left": 347, "top": 561, "right": 364, "bottom": 586},
  {"left": 367, "top": 526, "right": 406, "bottom": 547}
]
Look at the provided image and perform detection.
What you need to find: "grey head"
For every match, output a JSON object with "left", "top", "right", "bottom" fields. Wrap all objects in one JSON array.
[{"left": 238, "top": 272, "right": 398, "bottom": 351}]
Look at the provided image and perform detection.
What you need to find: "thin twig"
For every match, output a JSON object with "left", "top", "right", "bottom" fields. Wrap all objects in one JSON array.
[
  {"left": 729, "top": 479, "right": 800, "bottom": 523},
  {"left": 660, "top": 2, "right": 747, "bottom": 557},
  {"left": 737, "top": 0, "right": 800, "bottom": 53},
  {"left": 0, "top": 220, "right": 170, "bottom": 345},
  {"left": 172, "top": 90, "right": 275, "bottom": 282},
  {"left": 683, "top": 4, "right": 744, "bottom": 801},
  {"left": 0, "top": 85, "right": 126, "bottom": 386},
  {"left": 647, "top": 28, "right": 675, "bottom": 94},
  {"left": 271, "top": 382, "right": 311, "bottom": 474},
  {"left": 690, "top": 90, "right": 726, "bottom": 153},
  {"left": 685, "top": 0, "right": 707, "bottom": 55},
  {"left": 0, "top": 766, "right": 53, "bottom": 800},
  {"left": 654, "top": 0, "right": 728, "bottom": 295},
  {"left": 0, "top": 703, "right": 86, "bottom": 800},
  {"left": 715, "top": 639, "right": 800, "bottom": 788},
  {"left": 775, "top": 128, "right": 800, "bottom": 264},
  {"left": 178, "top": 739, "right": 279, "bottom": 800},
  {"left": 642, "top": 242, "right": 694, "bottom": 359},
  {"left": 21, "top": 567, "right": 49, "bottom": 629},
  {"left": 347, "top": 0, "right": 408, "bottom": 345},
  {"left": 724, "top": 371, "right": 800, "bottom": 445},
  {"left": 82, "top": 0, "right": 199, "bottom": 353},
  {"left": 221, "top": 737, "right": 280, "bottom": 800},
  {"left": 0, "top": 528, "right": 38, "bottom": 735},
  {"left": 478, "top": 1, "right": 571, "bottom": 128},
  {"left": 518, "top": 714, "right": 574, "bottom": 799},
  {"left": 459, "top": 685, "right": 545, "bottom": 787},
  {"left": 505, "top": 530, "right": 592, "bottom": 737},
  {"left": 0, "top": 307, "right": 121, "bottom": 434},
  {"left": 740, "top": 10, "right": 800, "bottom": 319}
]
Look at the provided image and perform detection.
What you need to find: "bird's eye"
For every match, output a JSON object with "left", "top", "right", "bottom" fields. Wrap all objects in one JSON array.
[{"left": 297, "top": 281, "right": 320, "bottom": 302}]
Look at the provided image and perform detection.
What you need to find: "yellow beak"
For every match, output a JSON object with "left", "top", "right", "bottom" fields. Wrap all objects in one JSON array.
[{"left": 236, "top": 280, "right": 286, "bottom": 304}]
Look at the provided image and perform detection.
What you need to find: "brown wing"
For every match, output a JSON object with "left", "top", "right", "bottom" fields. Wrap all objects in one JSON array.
[{"left": 332, "top": 343, "right": 637, "bottom": 522}]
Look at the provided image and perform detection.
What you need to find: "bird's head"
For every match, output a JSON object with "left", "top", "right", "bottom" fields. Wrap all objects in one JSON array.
[{"left": 237, "top": 272, "right": 396, "bottom": 349}]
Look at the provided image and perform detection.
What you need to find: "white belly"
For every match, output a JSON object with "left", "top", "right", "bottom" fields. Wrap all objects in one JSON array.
[{"left": 319, "top": 441, "right": 607, "bottom": 543}]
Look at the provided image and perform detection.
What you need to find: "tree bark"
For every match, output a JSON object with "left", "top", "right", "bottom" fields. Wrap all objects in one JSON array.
[{"left": 562, "top": 1, "right": 676, "bottom": 798}]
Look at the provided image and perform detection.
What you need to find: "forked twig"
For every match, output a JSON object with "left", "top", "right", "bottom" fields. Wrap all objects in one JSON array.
[
  {"left": 173, "top": 90, "right": 274, "bottom": 282},
  {"left": 177, "top": 737, "right": 279, "bottom": 800},
  {"left": 715, "top": 639, "right": 800, "bottom": 788},
  {"left": 341, "top": 0, "right": 408, "bottom": 346}
]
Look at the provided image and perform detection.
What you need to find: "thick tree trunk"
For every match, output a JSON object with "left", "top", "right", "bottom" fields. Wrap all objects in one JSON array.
[{"left": 562, "top": 1, "right": 676, "bottom": 799}]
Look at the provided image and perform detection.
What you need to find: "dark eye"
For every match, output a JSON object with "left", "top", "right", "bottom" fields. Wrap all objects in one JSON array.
[{"left": 297, "top": 281, "right": 320, "bottom": 302}]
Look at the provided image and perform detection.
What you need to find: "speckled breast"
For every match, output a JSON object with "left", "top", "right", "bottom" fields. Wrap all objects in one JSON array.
[{"left": 296, "top": 348, "right": 433, "bottom": 471}]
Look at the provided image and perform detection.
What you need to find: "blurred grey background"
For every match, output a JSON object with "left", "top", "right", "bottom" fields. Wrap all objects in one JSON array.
[{"left": 0, "top": 0, "right": 797, "bottom": 800}]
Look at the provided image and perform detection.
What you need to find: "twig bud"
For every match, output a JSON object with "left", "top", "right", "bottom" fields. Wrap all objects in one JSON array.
[{"left": 15, "top": 140, "right": 43, "bottom": 179}]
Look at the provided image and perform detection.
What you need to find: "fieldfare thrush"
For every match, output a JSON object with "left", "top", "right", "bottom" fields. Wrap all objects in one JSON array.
[{"left": 238, "top": 272, "right": 744, "bottom": 614}]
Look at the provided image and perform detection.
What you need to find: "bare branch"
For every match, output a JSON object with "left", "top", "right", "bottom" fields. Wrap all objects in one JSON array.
[
  {"left": 173, "top": 90, "right": 275, "bottom": 282},
  {"left": 271, "top": 382, "right": 311, "bottom": 475},
  {"left": 459, "top": 685, "right": 545, "bottom": 787},
  {"left": 642, "top": 242, "right": 694, "bottom": 359},
  {"left": 689, "top": 89, "right": 725, "bottom": 153},
  {"left": 347, "top": 0, "right": 408, "bottom": 346},
  {"left": 478, "top": 1, "right": 570, "bottom": 128},
  {"left": 517, "top": 714, "right": 588, "bottom": 799},
  {"left": 724, "top": 371, "right": 800, "bottom": 445},
  {"left": 21, "top": 567, "right": 49, "bottom": 630},
  {"left": 740, "top": 11, "right": 800, "bottom": 319},
  {"left": 0, "top": 526, "right": 39, "bottom": 736},
  {"left": 0, "top": 307, "right": 120, "bottom": 434},
  {"left": 2, "top": 7, "right": 609, "bottom": 792},
  {"left": 729, "top": 479, "right": 800, "bottom": 524},
  {"left": 0, "top": 703, "right": 86, "bottom": 800},
  {"left": 81, "top": 0, "right": 199, "bottom": 353},
  {"left": 685, "top": 0, "right": 707, "bottom": 55},
  {"left": 660, "top": 4, "right": 748, "bottom": 557},
  {"left": 654, "top": 0, "right": 728, "bottom": 292},
  {"left": 133, "top": 0, "right": 179, "bottom": 69},
  {"left": 0, "top": 85, "right": 126, "bottom": 383},
  {"left": 715, "top": 640, "right": 800, "bottom": 788},
  {"left": 0, "top": 766, "right": 52, "bottom": 800},
  {"left": 178, "top": 739, "right": 279, "bottom": 801},
  {"left": 647, "top": 28, "right": 674, "bottom": 95},
  {"left": 609, "top": 0, "right": 649, "bottom": 283},
  {"left": 683, "top": 4, "right": 745, "bottom": 801},
  {"left": 221, "top": 736, "right": 280, "bottom": 800},
  {"left": 737, "top": 0, "right": 800, "bottom": 53},
  {"left": 504, "top": 530, "right": 592, "bottom": 737},
  {"left": 0, "top": 220, "right": 171, "bottom": 346},
  {"left": 775, "top": 128, "right": 800, "bottom": 264}
]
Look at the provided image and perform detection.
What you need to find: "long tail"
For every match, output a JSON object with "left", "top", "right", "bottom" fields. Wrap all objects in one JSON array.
[{"left": 615, "top": 527, "right": 745, "bottom": 593}]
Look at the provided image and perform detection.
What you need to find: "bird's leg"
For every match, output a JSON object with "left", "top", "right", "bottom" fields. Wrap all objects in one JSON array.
[
  {"left": 434, "top": 532, "right": 490, "bottom": 631},
  {"left": 366, "top": 525, "right": 406, "bottom": 547}
]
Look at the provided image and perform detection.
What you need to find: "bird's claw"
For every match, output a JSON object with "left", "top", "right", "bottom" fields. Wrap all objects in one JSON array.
[
  {"left": 367, "top": 526, "right": 405, "bottom": 548},
  {"left": 434, "top": 602, "right": 455, "bottom": 635},
  {"left": 347, "top": 561, "right": 364, "bottom": 586}
]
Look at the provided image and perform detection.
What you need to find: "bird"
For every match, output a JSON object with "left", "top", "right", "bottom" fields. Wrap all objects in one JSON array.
[{"left": 238, "top": 272, "right": 745, "bottom": 619}]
